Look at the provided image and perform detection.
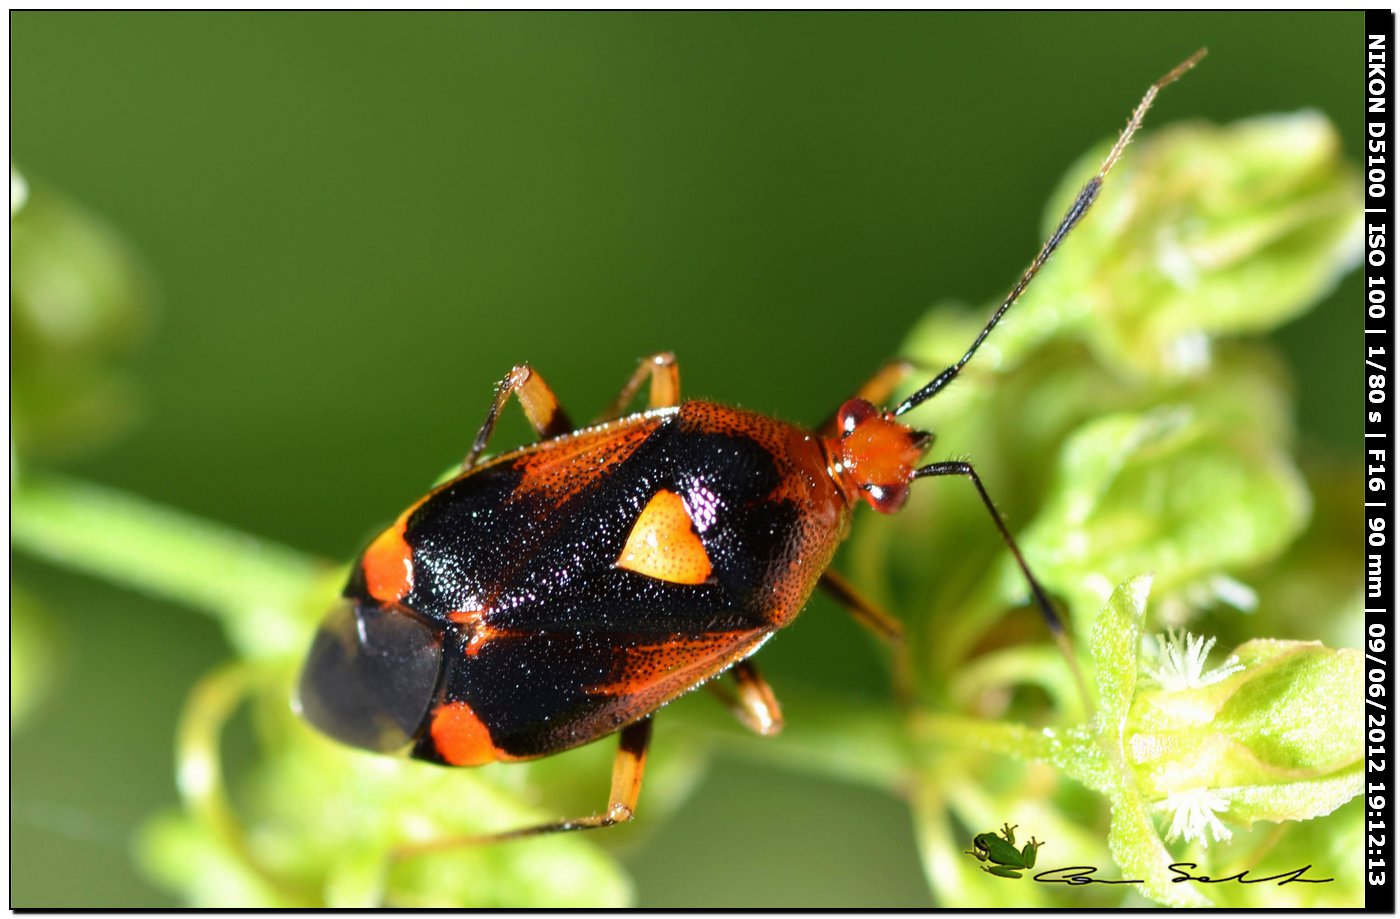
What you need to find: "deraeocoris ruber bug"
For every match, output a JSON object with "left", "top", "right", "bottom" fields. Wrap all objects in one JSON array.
[{"left": 297, "top": 51, "right": 1204, "bottom": 844}]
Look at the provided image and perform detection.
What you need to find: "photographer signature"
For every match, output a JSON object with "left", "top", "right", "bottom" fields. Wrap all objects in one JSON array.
[
  {"left": 1030, "top": 863, "right": 1333, "bottom": 886},
  {"left": 963, "top": 827, "right": 1333, "bottom": 886}
]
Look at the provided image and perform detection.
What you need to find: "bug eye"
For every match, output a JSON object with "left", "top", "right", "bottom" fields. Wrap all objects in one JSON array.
[
  {"left": 837, "top": 398, "right": 878, "bottom": 437},
  {"left": 296, "top": 600, "right": 445, "bottom": 752},
  {"left": 862, "top": 481, "right": 910, "bottom": 513}
]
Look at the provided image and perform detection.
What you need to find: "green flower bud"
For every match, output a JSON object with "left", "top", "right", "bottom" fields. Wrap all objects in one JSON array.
[
  {"left": 1128, "top": 638, "right": 1362, "bottom": 827},
  {"left": 1000, "top": 112, "right": 1363, "bottom": 379},
  {"left": 11, "top": 167, "right": 155, "bottom": 458},
  {"left": 1017, "top": 400, "right": 1310, "bottom": 625}
]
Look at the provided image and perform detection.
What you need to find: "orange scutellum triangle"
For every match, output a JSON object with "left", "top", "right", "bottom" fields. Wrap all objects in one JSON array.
[{"left": 616, "top": 489, "right": 712, "bottom": 585}]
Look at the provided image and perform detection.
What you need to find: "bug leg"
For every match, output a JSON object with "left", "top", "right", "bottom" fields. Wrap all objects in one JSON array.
[
  {"left": 394, "top": 717, "right": 653, "bottom": 853},
  {"left": 596, "top": 351, "right": 680, "bottom": 421},
  {"left": 913, "top": 460, "right": 1092, "bottom": 714},
  {"left": 707, "top": 660, "right": 784, "bottom": 736},
  {"left": 817, "top": 359, "right": 916, "bottom": 437},
  {"left": 818, "top": 569, "right": 904, "bottom": 643},
  {"left": 818, "top": 570, "right": 914, "bottom": 705},
  {"left": 488, "top": 715, "right": 652, "bottom": 838},
  {"left": 462, "top": 364, "right": 575, "bottom": 469}
]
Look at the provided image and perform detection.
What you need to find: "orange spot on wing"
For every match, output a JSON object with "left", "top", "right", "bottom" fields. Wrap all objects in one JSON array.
[
  {"left": 362, "top": 513, "right": 414, "bottom": 602},
  {"left": 615, "top": 489, "right": 712, "bottom": 585},
  {"left": 430, "top": 701, "right": 501, "bottom": 766},
  {"left": 448, "top": 609, "right": 499, "bottom": 656}
]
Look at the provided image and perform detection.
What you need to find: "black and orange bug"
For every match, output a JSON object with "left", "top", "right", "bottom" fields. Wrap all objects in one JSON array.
[{"left": 297, "top": 52, "right": 1204, "bottom": 844}]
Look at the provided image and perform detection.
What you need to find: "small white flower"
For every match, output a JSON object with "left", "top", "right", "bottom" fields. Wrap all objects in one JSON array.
[
  {"left": 1150, "top": 629, "right": 1244, "bottom": 691},
  {"left": 1158, "top": 788, "right": 1234, "bottom": 846}
]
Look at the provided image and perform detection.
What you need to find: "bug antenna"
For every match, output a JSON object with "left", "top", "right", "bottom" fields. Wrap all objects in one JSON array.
[{"left": 893, "top": 49, "right": 1206, "bottom": 418}]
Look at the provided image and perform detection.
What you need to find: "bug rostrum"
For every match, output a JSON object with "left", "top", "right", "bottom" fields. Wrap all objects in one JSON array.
[{"left": 296, "top": 50, "right": 1205, "bottom": 845}]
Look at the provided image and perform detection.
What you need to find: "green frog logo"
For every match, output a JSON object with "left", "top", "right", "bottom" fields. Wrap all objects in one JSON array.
[{"left": 965, "top": 823, "right": 1044, "bottom": 879}]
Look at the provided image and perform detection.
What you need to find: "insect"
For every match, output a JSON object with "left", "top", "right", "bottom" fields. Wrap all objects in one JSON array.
[
  {"left": 965, "top": 824, "right": 1045, "bottom": 879},
  {"left": 297, "top": 52, "right": 1204, "bottom": 844}
]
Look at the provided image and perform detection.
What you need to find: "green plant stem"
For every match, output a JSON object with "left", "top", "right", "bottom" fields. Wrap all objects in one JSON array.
[
  {"left": 12, "top": 470, "right": 327, "bottom": 657},
  {"left": 178, "top": 661, "right": 319, "bottom": 906}
]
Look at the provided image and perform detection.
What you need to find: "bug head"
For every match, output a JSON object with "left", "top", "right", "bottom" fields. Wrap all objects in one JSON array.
[
  {"left": 296, "top": 600, "right": 446, "bottom": 753},
  {"left": 834, "top": 397, "right": 933, "bottom": 513}
]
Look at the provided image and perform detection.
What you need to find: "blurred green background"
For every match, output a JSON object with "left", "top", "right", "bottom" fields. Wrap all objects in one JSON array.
[{"left": 12, "top": 12, "right": 1360, "bottom": 907}]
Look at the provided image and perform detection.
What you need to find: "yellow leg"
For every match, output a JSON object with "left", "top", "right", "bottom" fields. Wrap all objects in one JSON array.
[
  {"left": 707, "top": 659, "right": 783, "bottom": 736},
  {"left": 597, "top": 352, "right": 680, "bottom": 421},
  {"left": 394, "top": 717, "right": 653, "bottom": 853},
  {"left": 463, "top": 364, "right": 574, "bottom": 469}
]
